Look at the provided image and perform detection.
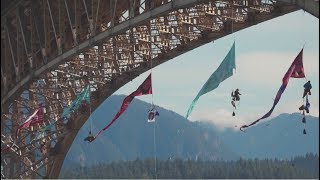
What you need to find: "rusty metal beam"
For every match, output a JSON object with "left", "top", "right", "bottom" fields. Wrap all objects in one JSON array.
[
  {"left": 17, "top": 7, "right": 31, "bottom": 68},
  {"left": 1, "top": 66, "right": 4, "bottom": 80},
  {"left": 278, "top": 0, "right": 319, "bottom": 17},
  {"left": 46, "top": 0, "right": 61, "bottom": 55},
  {"left": 4, "top": 23, "right": 19, "bottom": 78},
  {"left": 83, "top": 0, "right": 93, "bottom": 35},
  {"left": 64, "top": 0, "right": 77, "bottom": 45},
  {"left": 94, "top": 0, "right": 101, "bottom": 35},
  {"left": 111, "top": 0, "right": 118, "bottom": 27},
  {"left": 31, "top": 0, "right": 47, "bottom": 64},
  {"left": 2, "top": 0, "right": 216, "bottom": 105},
  {"left": 1, "top": 0, "right": 23, "bottom": 20}
]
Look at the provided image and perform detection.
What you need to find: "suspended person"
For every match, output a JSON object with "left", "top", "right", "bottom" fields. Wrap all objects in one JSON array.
[
  {"left": 299, "top": 96, "right": 311, "bottom": 113},
  {"left": 231, "top": 97, "right": 236, "bottom": 116},
  {"left": 231, "top": 89, "right": 242, "bottom": 108},
  {"left": 305, "top": 96, "right": 310, "bottom": 113},
  {"left": 303, "top": 121, "right": 307, "bottom": 135},
  {"left": 148, "top": 105, "right": 159, "bottom": 122},
  {"left": 302, "top": 114, "right": 306, "bottom": 123},
  {"left": 231, "top": 89, "right": 241, "bottom": 116},
  {"left": 299, "top": 81, "right": 312, "bottom": 133},
  {"left": 231, "top": 97, "right": 236, "bottom": 109},
  {"left": 84, "top": 131, "right": 95, "bottom": 142},
  {"left": 303, "top": 80, "right": 312, "bottom": 98},
  {"left": 301, "top": 109, "right": 307, "bottom": 135},
  {"left": 232, "top": 89, "right": 241, "bottom": 101}
]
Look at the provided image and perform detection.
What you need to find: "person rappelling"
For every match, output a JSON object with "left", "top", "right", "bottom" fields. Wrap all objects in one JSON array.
[
  {"left": 84, "top": 131, "right": 95, "bottom": 142},
  {"left": 302, "top": 114, "right": 306, "bottom": 124},
  {"left": 232, "top": 89, "right": 241, "bottom": 102},
  {"left": 299, "top": 80, "right": 311, "bottom": 135},
  {"left": 301, "top": 108, "right": 307, "bottom": 135},
  {"left": 303, "top": 80, "right": 312, "bottom": 98},
  {"left": 231, "top": 89, "right": 241, "bottom": 116},
  {"left": 305, "top": 96, "right": 310, "bottom": 113},
  {"left": 299, "top": 95, "right": 311, "bottom": 114},
  {"left": 148, "top": 105, "right": 159, "bottom": 122},
  {"left": 303, "top": 129, "right": 307, "bottom": 134}
]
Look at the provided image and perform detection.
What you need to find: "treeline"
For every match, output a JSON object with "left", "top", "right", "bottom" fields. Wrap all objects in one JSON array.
[{"left": 60, "top": 153, "right": 319, "bottom": 179}]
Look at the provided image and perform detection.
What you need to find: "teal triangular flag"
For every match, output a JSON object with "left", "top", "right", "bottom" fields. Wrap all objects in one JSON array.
[
  {"left": 186, "top": 42, "right": 235, "bottom": 119},
  {"left": 61, "top": 85, "right": 90, "bottom": 119}
]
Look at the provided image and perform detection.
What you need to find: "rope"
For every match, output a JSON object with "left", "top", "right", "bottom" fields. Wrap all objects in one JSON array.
[
  {"left": 150, "top": 35, "right": 154, "bottom": 106},
  {"left": 149, "top": 27, "right": 157, "bottom": 179},
  {"left": 89, "top": 83, "right": 93, "bottom": 133},
  {"left": 231, "top": 2, "right": 238, "bottom": 124},
  {"left": 112, "top": 0, "right": 118, "bottom": 26},
  {"left": 231, "top": 2, "right": 236, "bottom": 74},
  {"left": 302, "top": 41, "right": 307, "bottom": 82},
  {"left": 302, "top": 10, "right": 307, "bottom": 48},
  {"left": 301, "top": 9, "right": 308, "bottom": 82},
  {"left": 231, "top": 2, "right": 235, "bottom": 41},
  {"left": 87, "top": 84, "right": 94, "bottom": 160},
  {"left": 300, "top": 13, "right": 309, "bottom": 134},
  {"left": 301, "top": 10, "right": 308, "bottom": 98},
  {"left": 153, "top": 118, "right": 157, "bottom": 179}
]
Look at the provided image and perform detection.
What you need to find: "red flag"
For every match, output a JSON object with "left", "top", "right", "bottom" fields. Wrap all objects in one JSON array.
[
  {"left": 94, "top": 73, "right": 152, "bottom": 140},
  {"left": 282, "top": 49, "right": 305, "bottom": 84},
  {"left": 240, "top": 49, "right": 305, "bottom": 131},
  {"left": 16, "top": 106, "right": 44, "bottom": 137}
]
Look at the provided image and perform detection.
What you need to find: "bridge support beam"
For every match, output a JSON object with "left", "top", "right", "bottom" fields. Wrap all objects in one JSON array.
[{"left": 279, "top": 0, "right": 319, "bottom": 17}]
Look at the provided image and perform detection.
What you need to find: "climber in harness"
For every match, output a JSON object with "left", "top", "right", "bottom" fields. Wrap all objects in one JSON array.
[
  {"left": 299, "top": 81, "right": 311, "bottom": 135},
  {"left": 303, "top": 80, "right": 312, "bottom": 98},
  {"left": 305, "top": 96, "right": 310, "bottom": 113},
  {"left": 300, "top": 107, "right": 307, "bottom": 135},
  {"left": 298, "top": 105, "right": 308, "bottom": 135},
  {"left": 303, "top": 115, "right": 307, "bottom": 135},
  {"left": 303, "top": 129, "right": 307, "bottom": 134},
  {"left": 232, "top": 89, "right": 241, "bottom": 102},
  {"left": 231, "top": 89, "right": 241, "bottom": 116},
  {"left": 84, "top": 131, "right": 95, "bottom": 142},
  {"left": 298, "top": 96, "right": 310, "bottom": 114},
  {"left": 148, "top": 105, "right": 159, "bottom": 122}
]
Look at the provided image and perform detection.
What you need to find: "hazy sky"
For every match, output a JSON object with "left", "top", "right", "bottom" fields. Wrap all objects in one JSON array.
[{"left": 110, "top": 10, "right": 319, "bottom": 130}]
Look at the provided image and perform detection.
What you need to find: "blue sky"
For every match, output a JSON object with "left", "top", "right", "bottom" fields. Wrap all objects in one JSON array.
[{"left": 111, "top": 10, "right": 319, "bottom": 130}]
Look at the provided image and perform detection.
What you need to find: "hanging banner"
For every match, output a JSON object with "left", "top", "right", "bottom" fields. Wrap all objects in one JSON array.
[
  {"left": 16, "top": 106, "right": 44, "bottom": 137},
  {"left": 61, "top": 85, "right": 90, "bottom": 119},
  {"left": 93, "top": 73, "right": 152, "bottom": 140},
  {"left": 240, "top": 49, "right": 305, "bottom": 131},
  {"left": 186, "top": 42, "right": 236, "bottom": 119}
]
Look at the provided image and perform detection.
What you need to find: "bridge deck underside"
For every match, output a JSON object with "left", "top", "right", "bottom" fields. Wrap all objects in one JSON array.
[{"left": 0, "top": 0, "right": 307, "bottom": 178}]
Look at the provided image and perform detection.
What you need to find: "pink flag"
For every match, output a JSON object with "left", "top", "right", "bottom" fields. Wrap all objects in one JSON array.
[
  {"left": 282, "top": 49, "right": 305, "bottom": 84},
  {"left": 16, "top": 106, "right": 44, "bottom": 137},
  {"left": 93, "top": 73, "right": 152, "bottom": 140},
  {"left": 240, "top": 49, "right": 305, "bottom": 131}
]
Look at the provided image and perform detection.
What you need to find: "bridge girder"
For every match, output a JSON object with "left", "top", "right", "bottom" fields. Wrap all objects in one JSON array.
[
  {"left": 0, "top": 0, "right": 315, "bottom": 179},
  {"left": 278, "top": 0, "right": 319, "bottom": 17}
]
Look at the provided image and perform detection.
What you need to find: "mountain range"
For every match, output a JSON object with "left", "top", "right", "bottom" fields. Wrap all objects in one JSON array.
[
  {"left": 198, "top": 112, "right": 319, "bottom": 159},
  {"left": 61, "top": 95, "right": 319, "bottom": 172}
]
